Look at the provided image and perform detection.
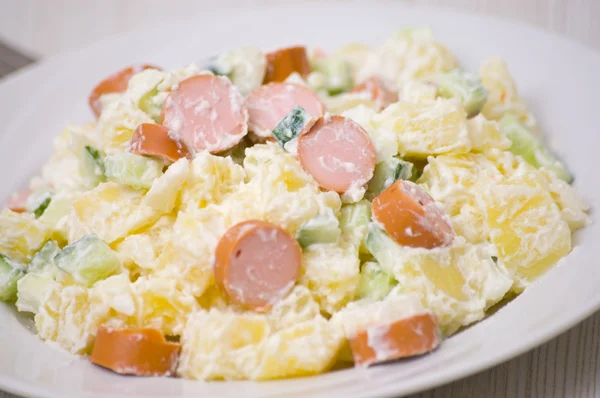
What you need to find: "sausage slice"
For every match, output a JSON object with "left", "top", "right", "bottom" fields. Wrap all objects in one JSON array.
[
  {"left": 349, "top": 312, "right": 440, "bottom": 366},
  {"left": 89, "top": 64, "right": 159, "bottom": 118},
  {"left": 371, "top": 180, "right": 455, "bottom": 249},
  {"left": 162, "top": 74, "right": 248, "bottom": 154},
  {"left": 246, "top": 83, "right": 325, "bottom": 138},
  {"left": 298, "top": 115, "right": 376, "bottom": 193},
  {"left": 5, "top": 189, "right": 31, "bottom": 213},
  {"left": 91, "top": 326, "right": 181, "bottom": 376},
  {"left": 351, "top": 76, "right": 398, "bottom": 110},
  {"left": 129, "top": 123, "right": 190, "bottom": 163},
  {"left": 213, "top": 220, "right": 302, "bottom": 311},
  {"left": 263, "top": 46, "right": 311, "bottom": 83}
]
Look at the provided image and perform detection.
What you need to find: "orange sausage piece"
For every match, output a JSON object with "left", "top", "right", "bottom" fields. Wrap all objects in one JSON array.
[
  {"left": 351, "top": 76, "right": 398, "bottom": 110},
  {"left": 298, "top": 115, "right": 376, "bottom": 193},
  {"left": 263, "top": 46, "right": 311, "bottom": 83},
  {"left": 371, "top": 180, "right": 455, "bottom": 249},
  {"left": 91, "top": 326, "right": 181, "bottom": 376},
  {"left": 213, "top": 220, "right": 302, "bottom": 311},
  {"left": 162, "top": 74, "right": 248, "bottom": 154},
  {"left": 4, "top": 189, "right": 31, "bottom": 213},
  {"left": 246, "top": 82, "right": 325, "bottom": 138},
  {"left": 349, "top": 312, "right": 441, "bottom": 366},
  {"left": 89, "top": 64, "right": 159, "bottom": 118},
  {"left": 129, "top": 123, "right": 190, "bottom": 163}
]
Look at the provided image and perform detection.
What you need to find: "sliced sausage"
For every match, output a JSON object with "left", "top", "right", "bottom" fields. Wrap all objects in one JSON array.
[
  {"left": 89, "top": 64, "right": 159, "bottom": 118},
  {"left": 162, "top": 74, "right": 248, "bottom": 154},
  {"left": 349, "top": 312, "right": 441, "bottom": 366},
  {"left": 246, "top": 82, "right": 325, "bottom": 138},
  {"left": 213, "top": 220, "right": 302, "bottom": 311},
  {"left": 91, "top": 326, "right": 181, "bottom": 376},
  {"left": 129, "top": 123, "right": 190, "bottom": 163},
  {"left": 351, "top": 76, "right": 398, "bottom": 110},
  {"left": 371, "top": 180, "right": 455, "bottom": 249},
  {"left": 5, "top": 189, "right": 31, "bottom": 213},
  {"left": 263, "top": 46, "right": 311, "bottom": 83},
  {"left": 298, "top": 115, "right": 376, "bottom": 193}
]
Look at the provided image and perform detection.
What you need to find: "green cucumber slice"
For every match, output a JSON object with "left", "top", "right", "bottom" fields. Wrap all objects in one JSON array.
[
  {"left": 54, "top": 234, "right": 120, "bottom": 287},
  {"left": 499, "top": 113, "right": 573, "bottom": 182},
  {"left": 430, "top": 69, "right": 488, "bottom": 118},
  {"left": 0, "top": 254, "right": 26, "bottom": 302},
  {"left": 104, "top": 152, "right": 164, "bottom": 190},
  {"left": 366, "top": 157, "right": 414, "bottom": 199},
  {"left": 356, "top": 261, "right": 397, "bottom": 301},
  {"left": 296, "top": 209, "right": 341, "bottom": 248},
  {"left": 272, "top": 106, "right": 315, "bottom": 148}
]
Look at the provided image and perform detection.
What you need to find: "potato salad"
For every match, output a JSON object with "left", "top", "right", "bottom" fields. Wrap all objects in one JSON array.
[{"left": 0, "top": 27, "right": 590, "bottom": 380}]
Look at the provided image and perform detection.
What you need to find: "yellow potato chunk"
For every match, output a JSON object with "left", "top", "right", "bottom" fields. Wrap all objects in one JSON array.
[
  {"left": 180, "top": 153, "right": 245, "bottom": 211},
  {"left": 385, "top": 240, "right": 512, "bottom": 335},
  {"left": 479, "top": 57, "right": 536, "bottom": 129},
  {"left": 379, "top": 98, "right": 471, "bottom": 158},
  {"left": 131, "top": 275, "right": 199, "bottom": 336},
  {"left": 0, "top": 210, "right": 49, "bottom": 263},
  {"left": 300, "top": 241, "right": 360, "bottom": 315},
  {"left": 467, "top": 114, "right": 511, "bottom": 152},
  {"left": 178, "top": 288, "right": 343, "bottom": 381},
  {"left": 418, "top": 153, "right": 500, "bottom": 243},
  {"left": 479, "top": 174, "right": 572, "bottom": 292},
  {"left": 69, "top": 182, "right": 160, "bottom": 244}
]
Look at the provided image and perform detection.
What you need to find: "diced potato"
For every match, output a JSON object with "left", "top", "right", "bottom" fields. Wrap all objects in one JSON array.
[
  {"left": 300, "top": 241, "right": 360, "bottom": 315},
  {"left": 478, "top": 174, "right": 572, "bottom": 292},
  {"left": 467, "top": 114, "right": 511, "bottom": 152},
  {"left": 131, "top": 276, "right": 199, "bottom": 336},
  {"left": 479, "top": 57, "right": 536, "bottom": 129},
  {"left": 143, "top": 158, "right": 190, "bottom": 213},
  {"left": 69, "top": 182, "right": 160, "bottom": 244},
  {"left": 252, "top": 317, "right": 343, "bottom": 380},
  {"left": 0, "top": 210, "right": 49, "bottom": 263},
  {"left": 379, "top": 98, "right": 471, "bottom": 158},
  {"left": 180, "top": 152, "right": 246, "bottom": 211},
  {"left": 367, "top": 226, "right": 512, "bottom": 334}
]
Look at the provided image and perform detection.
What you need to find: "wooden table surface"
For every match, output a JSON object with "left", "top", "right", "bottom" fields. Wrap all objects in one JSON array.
[{"left": 0, "top": 1, "right": 599, "bottom": 397}]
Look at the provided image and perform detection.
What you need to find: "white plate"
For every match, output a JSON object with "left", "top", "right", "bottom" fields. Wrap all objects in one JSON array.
[{"left": 0, "top": 2, "right": 598, "bottom": 397}]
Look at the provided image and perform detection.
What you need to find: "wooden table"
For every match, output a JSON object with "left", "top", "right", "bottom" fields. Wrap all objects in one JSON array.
[{"left": 1, "top": 1, "right": 598, "bottom": 397}]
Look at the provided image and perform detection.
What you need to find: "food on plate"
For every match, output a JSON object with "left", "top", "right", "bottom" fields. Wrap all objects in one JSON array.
[
  {"left": 91, "top": 326, "right": 181, "bottom": 376},
  {"left": 263, "top": 46, "right": 311, "bottom": 83},
  {"left": 213, "top": 220, "right": 302, "bottom": 311},
  {"left": 0, "top": 27, "right": 590, "bottom": 381},
  {"left": 89, "top": 64, "right": 160, "bottom": 118}
]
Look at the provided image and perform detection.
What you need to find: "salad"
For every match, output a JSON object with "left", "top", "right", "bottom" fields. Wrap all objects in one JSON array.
[{"left": 0, "top": 27, "right": 591, "bottom": 380}]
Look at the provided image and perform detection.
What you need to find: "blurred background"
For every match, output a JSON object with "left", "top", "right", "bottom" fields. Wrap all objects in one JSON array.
[
  {"left": 0, "top": 1, "right": 599, "bottom": 398},
  {"left": 1, "top": 0, "right": 599, "bottom": 61}
]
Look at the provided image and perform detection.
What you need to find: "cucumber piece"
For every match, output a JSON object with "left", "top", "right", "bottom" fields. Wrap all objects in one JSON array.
[
  {"left": 16, "top": 273, "right": 58, "bottom": 314},
  {"left": 296, "top": 209, "right": 341, "bottom": 248},
  {"left": 430, "top": 69, "right": 488, "bottom": 118},
  {"left": 356, "top": 261, "right": 397, "bottom": 301},
  {"left": 28, "top": 240, "right": 61, "bottom": 276},
  {"left": 207, "top": 47, "right": 267, "bottom": 95},
  {"left": 272, "top": 106, "right": 315, "bottom": 148},
  {"left": 54, "top": 234, "right": 121, "bottom": 287},
  {"left": 312, "top": 58, "right": 354, "bottom": 95},
  {"left": 104, "top": 152, "right": 164, "bottom": 190},
  {"left": 25, "top": 189, "right": 52, "bottom": 218},
  {"left": 365, "top": 224, "right": 400, "bottom": 276},
  {"left": 340, "top": 199, "right": 372, "bottom": 252},
  {"left": 38, "top": 193, "right": 73, "bottom": 243},
  {"left": 366, "top": 157, "right": 414, "bottom": 199},
  {"left": 0, "top": 254, "right": 26, "bottom": 302},
  {"left": 138, "top": 83, "right": 162, "bottom": 123},
  {"left": 80, "top": 145, "right": 106, "bottom": 187},
  {"left": 499, "top": 114, "right": 573, "bottom": 182}
]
